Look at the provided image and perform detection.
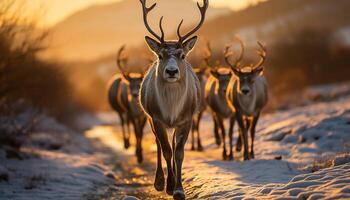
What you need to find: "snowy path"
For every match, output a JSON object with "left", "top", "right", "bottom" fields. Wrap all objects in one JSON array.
[
  {"left": 86, "top": 95, "right": 350, "bottom": 199},
  {"left": 1, "top": 87, "right": 349, "bottom": 200}
]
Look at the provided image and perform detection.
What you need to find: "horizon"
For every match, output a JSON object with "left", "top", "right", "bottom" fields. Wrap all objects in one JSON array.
[{"left": 20, "top": 0, "right": 265, "bottom": 28}]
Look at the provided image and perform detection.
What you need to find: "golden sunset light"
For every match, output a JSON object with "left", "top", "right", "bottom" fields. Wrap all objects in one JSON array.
[
  {"left": 20, "top": 0, "right": 265, "bottom": 27},
  {"left": 1, "top": 0, "right": 349, "bottom": 199}
]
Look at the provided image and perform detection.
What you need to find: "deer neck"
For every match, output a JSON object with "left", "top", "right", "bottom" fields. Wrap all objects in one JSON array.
[
  {"left": 154, "top": 69, "right": 189, "bottom": 126},
  {"left": 237, "top": 85, "right": 257, "bottom": 116}
]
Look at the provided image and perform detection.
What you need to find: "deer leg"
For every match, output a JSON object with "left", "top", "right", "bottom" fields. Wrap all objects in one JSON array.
[
  {"left": 126, "top": 114, "right": 131, "bottom": 147},
  {"left": 236, "top": 113, "right": 249, "bottom": 160},
  {"left": 131, "top": 118, "right": 142, "bottom": 163},
  {"left": 236, "top": 130, "right": 242, "bottom": 152},
  {"left": 191, "top": 117, "right": 196, "bottom": 151},
  {"left": 213, "top": 113, "right": 221, "bottom": 146},
  {"left": 217, "top": 116, "right": 227, "bottom": 160},
  {"left": 149, "top": 119, "right": 164, "bottom": 191},
  {"left": 118, "top": 113, "right": 130, "bottom": 149},
  {"left": 152, "top": 119, "right": 175, "bottom": 195},
  {"left": 136, "top": 118, "right": 144, "bottom": 163},
  {"left": 250, "top": 114, "right": 260, "bottom": 159},
  {"left": 172, "top": 130, "right": 176, "bottom": 175},
  {"left": 228, "top": 115, "right": 235, "bottom": 160},
  {"left": 173, "top": 122, "right": 191, "bottom": 200},
  {"left": 196, "top": 111, "right": 203, "bottom": 151}
]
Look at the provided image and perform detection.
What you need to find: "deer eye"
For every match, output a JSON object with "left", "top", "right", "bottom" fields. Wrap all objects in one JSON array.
[
  {"left": 158, "top": 54, "right": 163, "bottom": 60},
  {"left": 181, "top": 54, "right": 185, "bottom": 60}
]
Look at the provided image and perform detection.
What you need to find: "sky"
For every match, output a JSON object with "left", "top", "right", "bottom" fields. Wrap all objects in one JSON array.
[{"left": 20, "top": 0, "right": 264, "bottom": 28}]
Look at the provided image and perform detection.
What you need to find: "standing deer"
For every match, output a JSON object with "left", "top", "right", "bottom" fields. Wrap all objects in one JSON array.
[
  {"left": 108, "top": 45, "right": 148, "bottom": 163},
  {"left": 108, "top": 45, "right": 131, "bottom": 150},
  {"left": 204, "top": 42, "right": 235, "bottom": 160},
  {"left": 190, "top": 66, "right": 207, "bottom": 151},
  {"left": 138, "top": 0, "right": 208, "bottom": 199},
  {"left": 225, "top": 39, "right": 268, "bottom": 160}
]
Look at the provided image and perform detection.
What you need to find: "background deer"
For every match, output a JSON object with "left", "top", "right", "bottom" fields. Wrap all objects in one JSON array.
[
  {"left": 138, "top": 0, "right": 208, "bottom": 199},
  {"left": 108, "top": 45, "right": 148, "bottom": 163},
  {"left": 108, "top": 45, "right": 131, "bottom": 150},
  {"left": 204, "top": 42, "right": 235, "bottom": 160},
  {"left": 191, "top": 66, "right": 207, "bottom": 151},
  {"left": 225, "top": 39, "right": 268, "bottom": 160}
]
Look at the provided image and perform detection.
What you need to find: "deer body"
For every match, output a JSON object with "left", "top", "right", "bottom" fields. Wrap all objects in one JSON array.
[{"left": 141, "top": 64, "right": 200, "bottom": 127}]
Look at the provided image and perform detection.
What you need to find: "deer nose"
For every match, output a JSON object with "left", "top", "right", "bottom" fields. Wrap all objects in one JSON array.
[
  {"left": 242, "top": 89, "right": 250, "bottom": 95},
  {"left": 165, "top": 68, "right": 179, "bottom": 77}
]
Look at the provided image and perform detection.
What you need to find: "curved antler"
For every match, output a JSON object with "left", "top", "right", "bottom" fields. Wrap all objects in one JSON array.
[
  {"left": 139, "top": 0, "right": 164, "bottom": 43},
  {"left": 252, "top": 41, "right": 266, "bottom": 70},
  {"left": 224, "top": 36, "right": 245, "bottom": 71},
  {"left": 116, "top": 45, "right": 129, "bottom": 77},
  {"left": 177, "top": 0, "right": 209, "bottom": 43},
  {"left": 204, "top": 41, "right": 215, "bottom": 69}
]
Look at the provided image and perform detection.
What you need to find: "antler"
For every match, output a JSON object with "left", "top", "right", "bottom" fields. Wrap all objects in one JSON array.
[
  {"left": 116, "top": 45, "right": 129, "bottom": 77},
  {"left": 177, "top": 0, "right": 209, "bottom": 43},
  {"left": 204, "top": 41, "right": 215, "bottom": 69},
  {"left": 224, "top": 37, "right": 245, "bottom": 71},
  {"left": 252, "top": 41, "right": 266, "bottom": 70},
  {"left": 139, "top": 0, "right": 164, "bottom": 42}
]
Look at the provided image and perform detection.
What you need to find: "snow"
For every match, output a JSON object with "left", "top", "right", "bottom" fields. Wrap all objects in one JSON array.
[
  {"left": 1, "top": 82, "right": 350, "bottom": 199},
  {"left": 0, "top": 115, "right": 113, "bottom": 200},
  {"left": 83, "top": 82, "right": 350, "bottom": 199}
]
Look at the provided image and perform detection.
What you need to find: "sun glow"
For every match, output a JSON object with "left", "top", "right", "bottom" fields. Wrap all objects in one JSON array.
[{"left": 18, "top": 0, "right": 266, "bottom": 28}]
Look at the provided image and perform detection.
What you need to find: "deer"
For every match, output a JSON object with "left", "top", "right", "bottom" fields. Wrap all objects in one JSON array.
[
  {"left": 225, "top": 38, "right": 268, "bottom": 160},
  {"left": 108, "top": 45, "right": 148, "bottom": 163},
  {"left": 108, "top": 45, "right": 131, "bottom": 150},
  {"left": 204, "top": 41, "right": 235, "bottom": 160},
  {"left": 190, "top": 65, "right": 207, "bottom": 151},
  {"left": 138, "top": 0, "right": 208, "bottom": 199}
]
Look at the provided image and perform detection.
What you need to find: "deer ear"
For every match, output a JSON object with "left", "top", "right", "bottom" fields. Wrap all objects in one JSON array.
[
  {"left": 231, "top": 68, "right": 241, "bottom": 77},
  {"left": 145, "top": 36, "right": 161, "bottom": 54},
  {"left": 183, "top": 36, "right": 197, "bottom": 54},
  {"left": 210, "top": 69, "right": 219, "bottom": 79},
  {"left": 254, "top": 66, "right": 264, "bottom": 75}
]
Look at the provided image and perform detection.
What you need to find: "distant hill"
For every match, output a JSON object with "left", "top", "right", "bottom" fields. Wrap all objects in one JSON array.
[
  {"left": 197, "top": 0, "right": 350, "bottom": 46},
  {"left": 43, "top": 0, "right": 230, "bottom": 62}
]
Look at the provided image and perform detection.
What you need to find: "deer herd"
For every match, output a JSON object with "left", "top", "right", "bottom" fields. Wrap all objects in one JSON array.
[{"left": 108, "top": 0, "right": 268, "bottom": 199}]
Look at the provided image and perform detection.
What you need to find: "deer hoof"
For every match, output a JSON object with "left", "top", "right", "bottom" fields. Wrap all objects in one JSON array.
[
  {"left": 154, "top": 177, "right": 165, "bottom": 191},
  {"left": 249, "top": 152, "right": 255, "bottom": 159},
  {"left": 191, "top": 145, "right": 195, "bottom": 151},
  {"left": 166, "top": 176, "right": 175, "bottom": 195},
  {"left": 215, "top": 138, "right": 221, "bottom": 146},
  {"left": 236, "top": 144, "right": 242, "bottom": 152},
  {"left": 136, "top": 150, "right": 143, "bottom": 164},
  {"left": 197, "top": 145, "right": 203, "bottom": 152},
  {"left": 173, "top": 190, "right": 185, "bottom": 200},
  {"left": 243, "top": 154, "right": 250, "bottom": 161},
  {"left": 124, "top": 139, "right": 130, "bottom": 149},
  {"left": 228, "top": 153, "right": 234, "bottom": 161}
]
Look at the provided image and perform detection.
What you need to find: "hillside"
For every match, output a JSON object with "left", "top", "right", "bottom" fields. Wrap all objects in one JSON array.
[
  {"left": 43, "top": 0, "right": 230, "bottom": 62},
  {"left": 197, "top": 0, "right": 350, "bottom": 46}
]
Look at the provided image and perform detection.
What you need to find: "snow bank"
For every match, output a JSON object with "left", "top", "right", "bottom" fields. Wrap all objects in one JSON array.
[{"left": 0, "top": 114, "right": 113, "bottom": 200}]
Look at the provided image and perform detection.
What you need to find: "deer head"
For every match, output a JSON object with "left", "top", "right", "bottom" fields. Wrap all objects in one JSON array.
[
  {"left": 204, "top": 41, "right": 232, "bottom": 95},
  {"left": 116, "top": 45, "right": 145, "bottom": 98},
  {"left": 139, "top": 0, "right": 208, "bottom": 83},
  {"left": 225, "top": 38, "right": 267, "bottom": 96}
]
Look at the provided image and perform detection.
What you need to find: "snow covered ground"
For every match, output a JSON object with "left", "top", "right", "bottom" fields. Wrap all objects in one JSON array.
[
  {"left": 181, "top": 95, "right": 350, "bottom": 199},
  {"left": 0, "top": 116, "right": 115, "bottom": 200},
  {"left": 1, "top": 82, "right": 350, "bottom": 200},
  {"left": 85, "top": 82, "right": 350, "bottom": 199}
]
